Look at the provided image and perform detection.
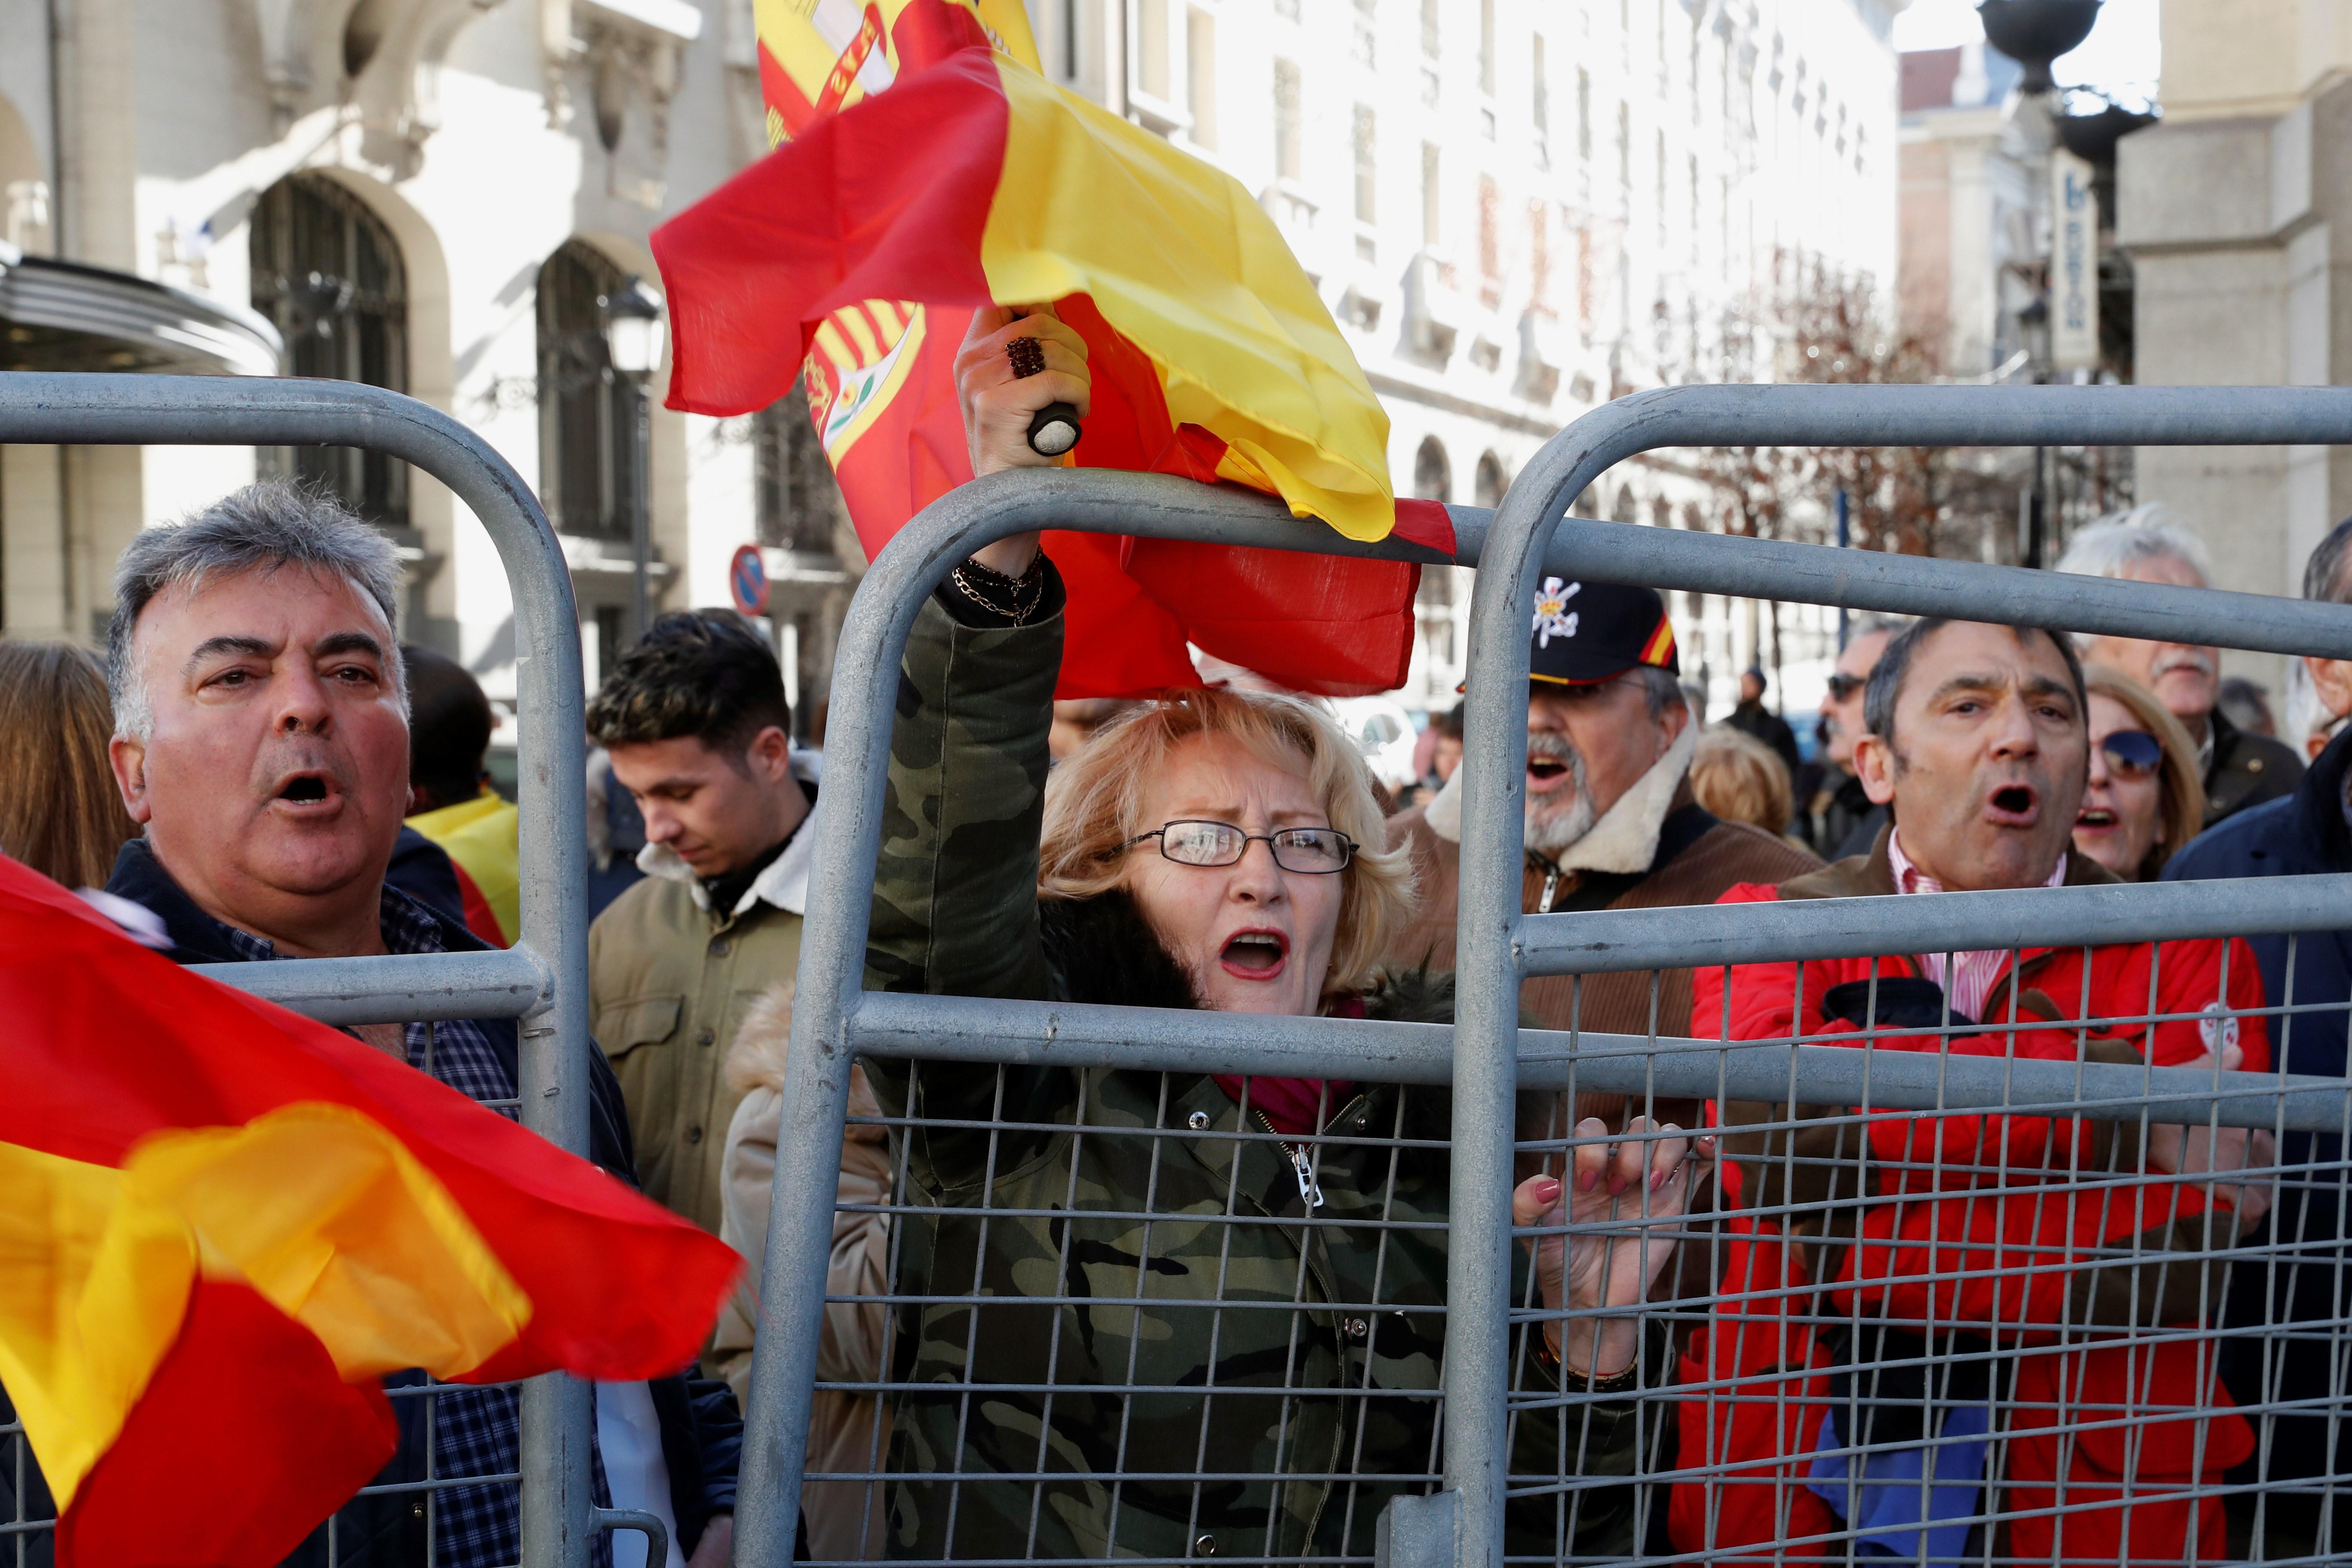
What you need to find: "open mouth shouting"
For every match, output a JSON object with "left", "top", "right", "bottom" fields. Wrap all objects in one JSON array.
[
  {"left": 1525, "top": 737, "right": 1583, "bottom": 796},
  {"left": 269, "top": 769, "right": 342, "bottom": 815},
  {"left": 1219, "top": 927, "right": 1289, "bottom": 981},
  {"left": 2076, "top": 804, "right": 2118, "bottom": 831},
  {"left": 1985, "top": 782, "right": 2040, "bottom": 828}
]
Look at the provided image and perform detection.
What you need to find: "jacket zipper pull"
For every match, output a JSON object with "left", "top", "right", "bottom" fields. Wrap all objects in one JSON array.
[
  {"left": 1538, "top": 866, "right": 1561, "bottom": 914},
  {"left": 1291, "top": 1143, "right": 1325, "bottom": 1208}
]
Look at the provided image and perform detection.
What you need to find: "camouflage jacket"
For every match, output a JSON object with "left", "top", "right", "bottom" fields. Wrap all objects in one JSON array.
[{"left": 863, "top": 585, "right": 1651, "bottom": 1564}]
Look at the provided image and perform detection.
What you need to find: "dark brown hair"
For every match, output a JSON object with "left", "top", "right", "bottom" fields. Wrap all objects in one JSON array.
[
  {"left": 585, "top": 610, "right": 790, "bottom": 758},
  {"left": 0, "top": 641, "right": 139, "bottom": 887}
]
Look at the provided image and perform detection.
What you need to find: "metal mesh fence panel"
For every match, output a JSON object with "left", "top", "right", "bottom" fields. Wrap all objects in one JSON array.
[
  {"left": 784, "top": 949, "right": 2352, "bottom": 1567},
  {"left": 732, "top": 385, "right": 2352, "bottom": 1568},
  {"left": 0, "top": 374, "right": 601, "bottom": 1568}
]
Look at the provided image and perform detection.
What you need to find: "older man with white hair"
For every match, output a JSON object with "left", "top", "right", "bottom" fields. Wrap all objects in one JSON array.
[{"left": 2055, "top": 504, "right": 2304, "bottom": 827}]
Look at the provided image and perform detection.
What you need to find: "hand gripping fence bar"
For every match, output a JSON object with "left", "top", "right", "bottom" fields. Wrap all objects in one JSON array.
[
  {"left": 0, "top": 373, "right": 600, "bottom": 1568},
  {"left": 739, "top": 381, "right": 2352, "bottom": 1568}
]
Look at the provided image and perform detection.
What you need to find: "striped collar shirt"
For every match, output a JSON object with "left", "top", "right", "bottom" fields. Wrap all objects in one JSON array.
[{"left": 1885, "top": 830, "right": 2067, "bottom": 1024}]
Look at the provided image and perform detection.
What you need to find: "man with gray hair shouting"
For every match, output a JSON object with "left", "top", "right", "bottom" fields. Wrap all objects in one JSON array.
[
  {"left": 2056, "top": 502, "right": 2303, "bottom": 827},
  {"left": 93, "top": 481, "right": 740, "bottom": 1568}
]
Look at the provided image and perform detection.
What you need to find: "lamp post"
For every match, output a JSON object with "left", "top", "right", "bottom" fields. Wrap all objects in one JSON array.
[
  {"left": 605, "top": 274, "right": 667, "bottom": 645},
  {"left": 1978, "top": 0, "right": 2101, "bottom": 570}
]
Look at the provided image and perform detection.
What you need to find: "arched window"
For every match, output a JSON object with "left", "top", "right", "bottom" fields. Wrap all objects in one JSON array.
[
  {"left": 536, "top": 240, "right": 640, "bottom": 542},
  {"left": 1610, "top": 487, "right": 1638, "bottom": 524},
  {"left": 1412, "top": 436, "right": 1450, "bottom": 502},
  {"left": 1409, "top": 438, "right": 1458, "bottom": 665},
  {"left": 1473, "top": 450, "right": 1506, "bottom": 509},
  {"left": 251, "top": 175, "right": 409, "bottom": 526},
  {"left": 753, "top": 384, "right": 845, "bottom": 555}
]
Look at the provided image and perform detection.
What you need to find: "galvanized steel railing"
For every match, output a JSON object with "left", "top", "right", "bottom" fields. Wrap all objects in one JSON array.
[{"left": 737, "top": 383, "right": 2352, "bottom": 1568}]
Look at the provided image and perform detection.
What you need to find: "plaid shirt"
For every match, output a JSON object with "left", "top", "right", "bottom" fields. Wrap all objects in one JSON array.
[{"left": 214, "top": 886, "right": 615, "bottom": 1568}]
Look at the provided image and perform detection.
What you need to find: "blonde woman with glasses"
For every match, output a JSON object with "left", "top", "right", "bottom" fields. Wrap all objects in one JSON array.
[{"left": 853, "top": 305, "right": 1713, "bottom": 1563}]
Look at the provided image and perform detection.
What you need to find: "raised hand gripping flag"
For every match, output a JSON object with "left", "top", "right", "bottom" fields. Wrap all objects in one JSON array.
[
  {"left": 0, "top": 858, "right": 738, "bottom": 1568},
  {"left": 652, "top": 0, "right": 1453, "bottom": 698}
]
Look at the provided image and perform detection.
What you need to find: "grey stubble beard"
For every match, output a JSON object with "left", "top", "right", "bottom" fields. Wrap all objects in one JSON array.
[{"left": 1523, "top": 731, "right": 1597, "bottom": 854}]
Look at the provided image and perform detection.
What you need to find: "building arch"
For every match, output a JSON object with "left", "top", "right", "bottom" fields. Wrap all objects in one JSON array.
[
  {"left": 1412, "top": 435, "right": 1451, "bottom": 502},
  {"left": 244, "top": 166, "right": 456, "bottom": 635},
  {"left": 536, "top": 238, "right": 637, "bottom": 542},
  {"left": 1610, "top": 486, "right": 1638, "bottom": 524},
  {"left": 251, "top": 173, "right": 411, "bottom": 525},
  {"left": 1473, "top": 450, "right": 1507, "bottom": 509}
]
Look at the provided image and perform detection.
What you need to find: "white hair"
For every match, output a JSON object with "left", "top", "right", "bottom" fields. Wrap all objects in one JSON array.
[
  {"left": 107, "top": 481, "right": 407, "bottom": 741},
  {"left": 2052, "top": 503, "right": 2216, "bottom": 590}
]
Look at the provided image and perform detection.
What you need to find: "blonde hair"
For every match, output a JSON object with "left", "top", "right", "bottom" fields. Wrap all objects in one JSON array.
[
  {"left": 1689, "top": 726, "right": 1795, "bottom": 838},
  {"left": 2083, "top": 665, "right": 2208, "bottom": 879},
  {"left": 1039, "top": 686, "right": 1415, "bottom": 998},
  {"left": 0, "top": 640, "right": 139, "bottom": 887}
]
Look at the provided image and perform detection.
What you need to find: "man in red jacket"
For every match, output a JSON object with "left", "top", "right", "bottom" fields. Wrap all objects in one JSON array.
[{"left": 1671, "top": 618, "right": 2275, "bottom": 1565}]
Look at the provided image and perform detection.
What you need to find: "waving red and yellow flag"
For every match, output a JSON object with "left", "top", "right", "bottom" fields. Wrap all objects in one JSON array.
[
  {"left": 653, "top": 0, "right": 1450, "bottom": 697},
  {"left": 0, "top": 858, "right": 737, "bottom": 1568}
]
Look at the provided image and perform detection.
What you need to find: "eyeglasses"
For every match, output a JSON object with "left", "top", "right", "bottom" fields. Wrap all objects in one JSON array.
[
  {"left": 1122, "top": 820, "right": 1357, "bottom": 874},
  {"left": 1825, "top": 674, "right": 1868, "bottom": 701},
  {"left": 2098, "top": 729, "right": 2165, "bottom": 780}
]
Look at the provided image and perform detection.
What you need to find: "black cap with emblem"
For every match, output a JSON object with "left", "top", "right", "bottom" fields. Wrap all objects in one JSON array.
[
  {"left": 1523, "top": 576, "right": 1679, "bottom": 685},
  {"left": 1457, "top": 576, "right": 1681, "bottom": 691}
]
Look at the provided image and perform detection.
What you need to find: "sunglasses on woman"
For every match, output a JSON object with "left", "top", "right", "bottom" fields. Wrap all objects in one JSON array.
[
  {"left": 2098, "top": 729, "right": 2165, "bottom": 781},
  {"left": 1123, "top": 820, "right": 1357, "bottom": 873}
]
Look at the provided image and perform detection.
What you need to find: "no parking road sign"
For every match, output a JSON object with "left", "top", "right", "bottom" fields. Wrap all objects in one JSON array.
[{"left": 729, "top": 544, "right": 769, "bottom": 619}]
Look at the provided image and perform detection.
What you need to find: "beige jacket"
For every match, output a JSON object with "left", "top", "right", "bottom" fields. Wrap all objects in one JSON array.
[
  {"left": 587, "top": 774, "right": 818, "bottom": 1234},
  {"left": 712, "top": 981, "right": 894, "bottom": 1563}
]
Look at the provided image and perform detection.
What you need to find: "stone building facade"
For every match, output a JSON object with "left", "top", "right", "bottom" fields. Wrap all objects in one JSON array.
[
  {"left": 1, "top": 0, "right": 1901, "bottom": 736},
  {"left": 2119, "top": 0, "right": 2352, "bottom": 676},
  {"left": 1042, "top": 0, "right": 1902, "bottom": 713},
  {"left": 0, "top": 0, "right": 858, "bottom": 741}
]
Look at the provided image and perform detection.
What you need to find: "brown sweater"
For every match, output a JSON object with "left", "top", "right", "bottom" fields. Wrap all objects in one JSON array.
[{"left": 1387, "top": 785, "right": 1821, "bottom": 1041}]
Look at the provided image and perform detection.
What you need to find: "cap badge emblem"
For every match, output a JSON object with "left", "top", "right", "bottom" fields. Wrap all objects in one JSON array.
[{"left": 1532, "top": 578, "right": 1581, "bottom": 646}]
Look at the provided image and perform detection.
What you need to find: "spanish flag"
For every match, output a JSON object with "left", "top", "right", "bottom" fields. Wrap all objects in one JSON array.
[
  {"left": 653, "top": 0, "right": 1452, "bottom": 698},
  {"left": 0, "top": 858, "right": 738, "bottom": 1568}
]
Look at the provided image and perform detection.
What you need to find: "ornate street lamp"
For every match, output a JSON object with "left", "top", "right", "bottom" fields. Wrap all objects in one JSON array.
[
  {"left": 604, "top": 275, "right": 667, "bottom": 644},
  {"left": 1977, "top": 0, "right": 2101, "bottom": 95}
]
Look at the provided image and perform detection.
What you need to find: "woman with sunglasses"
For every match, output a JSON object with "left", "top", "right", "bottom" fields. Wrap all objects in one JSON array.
[
  {"left": 2073, "top": 665, "right": 2209, "bottom": 880},
  {"left": 854, "top": 305, "right": 1709, "bottom": 1563}
]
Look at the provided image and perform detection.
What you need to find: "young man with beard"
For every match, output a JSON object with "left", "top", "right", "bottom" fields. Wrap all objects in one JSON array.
[
  {"left": 1676, "top": 616, "right": 2273, "bottom": 1565},
  {"left": 1385, "top": 579, "right": 1818, "bottom": 1044},
  {"left": 2057, "top": 508, "right": 2303, "bottom": 827}
]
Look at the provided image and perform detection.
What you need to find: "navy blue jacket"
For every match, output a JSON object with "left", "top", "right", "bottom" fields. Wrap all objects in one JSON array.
[{"left": 2166, "top": 724, "right": 2352, "bottom": 1486}]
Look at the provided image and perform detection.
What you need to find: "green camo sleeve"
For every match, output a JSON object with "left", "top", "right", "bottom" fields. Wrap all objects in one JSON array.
[{"left": 864, "top": 590, "right": 1060, "bottom": 1002}]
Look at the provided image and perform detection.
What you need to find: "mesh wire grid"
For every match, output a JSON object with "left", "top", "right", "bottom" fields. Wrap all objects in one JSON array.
[{"left": 781, "top": 939, "right": 2352, "bottom": 1567}]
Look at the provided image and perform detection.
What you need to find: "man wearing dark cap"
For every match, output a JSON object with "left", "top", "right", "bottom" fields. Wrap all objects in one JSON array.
[
  {"left": 1725, "top": 664, "right": 1802, "bottom": 790},
  {"left": 1386, "top": 577, "right": 1819, "bottom": 1046}
]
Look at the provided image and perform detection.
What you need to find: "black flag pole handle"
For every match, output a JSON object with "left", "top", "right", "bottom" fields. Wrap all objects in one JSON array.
[
  {"left": 1011, "top": 307, "right": 1082, "bottom": 458},
  {"left": 1026, "top": 401, "right": 1081, "bottom": 457}
]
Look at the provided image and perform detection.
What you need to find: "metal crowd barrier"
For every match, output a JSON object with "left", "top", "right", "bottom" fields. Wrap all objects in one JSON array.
[
  {"left": 0, "top": 373, "right": 610, "bottom": 1568},
  {"left": 740, "top": 383, "right": 2352, "bottom": 1568}
]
